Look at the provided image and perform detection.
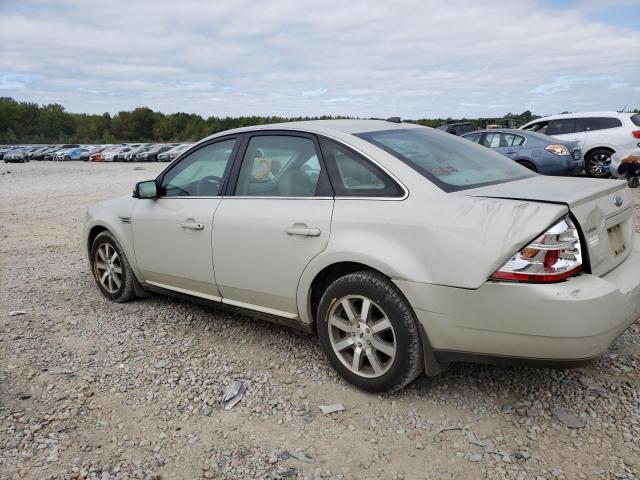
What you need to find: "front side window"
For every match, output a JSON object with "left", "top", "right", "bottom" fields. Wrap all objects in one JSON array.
[
  {"left": 320, "top": 138, "right": 402, "bottom": 196},
  {"left": 523, "top": 121, "right": 548, "bottom": 134},
  {"left": 463, "top": 133, "right": 482, "bottom": 143},
  {"left": 357, "top": 128, "right": 533, "bottom": 192},
  {"left": 547, "top": 119, "right": 577, "bottom": 135},
  {"left": 161, "top": 138, "right": 237, "bottom": 196},
  {"left": 235, "top": 135, "right": 321, "bottom": 197}
]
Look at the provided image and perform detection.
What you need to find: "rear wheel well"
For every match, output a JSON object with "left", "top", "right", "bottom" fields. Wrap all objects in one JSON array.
[
  {"left": 516, "top": 160, "right": 537, "bottom": 172},
  {"left": 308, "top": 262, "right": 387, "bottom": 329},
  {"left": 87, "top": 226, "right": 108, "bottom": 253},
  {"left": 585, "top": 146, "right": 615, "bottom": 158}
]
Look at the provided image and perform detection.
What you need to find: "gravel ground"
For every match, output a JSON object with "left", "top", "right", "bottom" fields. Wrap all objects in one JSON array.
[{"left": 1, "top": 161, "right": 639, "bottom": 480}]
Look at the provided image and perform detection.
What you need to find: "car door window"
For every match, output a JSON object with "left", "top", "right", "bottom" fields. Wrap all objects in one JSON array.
[
  {"left": 523, "top": 121, "right": 548, "bottom": 133},
  {"left": 547, "top": 119, "right": 576, "bottom": 135},
  {"left": 463, "top": 133, "right": 482, "bottom": 143},
  {"left": 235, "top": 135, "right": 321, "bottom": 197},
  {"left": 320, "top": 138, "right": 402, "bottom": 196},
  {"left": 482, "top": 133, "right": 501, "bottom": 148},
  {"left": 512, "top": 135, "right": 526, "bottom": 146},
  {"left": 161, "top": 139, "right": 236, "bottom": 197},
  {"left": 582, "top": 117, "right": 623, "bottom": 131}
]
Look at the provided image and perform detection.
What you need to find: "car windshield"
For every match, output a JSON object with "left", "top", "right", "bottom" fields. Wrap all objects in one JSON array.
[{"left": 357, "top": 128, "right": 534, "bottom": 192}]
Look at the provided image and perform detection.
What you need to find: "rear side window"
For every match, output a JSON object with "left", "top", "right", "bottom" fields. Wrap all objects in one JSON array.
[
  {"left": 357, "top": 128, "right": 533, "bottom": 192},
  {"left": 547, "top": 119, "right": 577, "bottom": 135},
  {"left": 631, "top": 114, "right": 640, "bottom": 127},
  {"left": 582, "top": 117, "right": 623, "bottom": 131},
  {"left": 319, "top": 138, "right": 402, "bottom": 197}
]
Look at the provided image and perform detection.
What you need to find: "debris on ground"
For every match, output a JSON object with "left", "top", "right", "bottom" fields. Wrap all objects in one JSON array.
[
  {"left": 47, "top": 366, "right": 75, "bottom": 375},
  {"left": 287, "top": 450, "right": 315, "bottom": 464},
  {"left": 553, "top": 407, "right": 586, "bottom": 428},
  {"left": 8, "top": 310, "right": 26, "bottom": 316},
  {"left": 319, "top": 403, "right": 345, "bottom": 414},
  {"left": 221, "top": 381, "right": 246, "bottom": 410}
]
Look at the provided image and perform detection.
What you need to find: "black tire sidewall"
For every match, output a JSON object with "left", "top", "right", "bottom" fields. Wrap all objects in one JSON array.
[{"left": 317, "top": 271, "right": 422, "bottom": 392}]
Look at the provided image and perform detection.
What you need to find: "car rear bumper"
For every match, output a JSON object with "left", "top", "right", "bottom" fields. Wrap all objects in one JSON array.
[{"left": 394, "top": 237, "right": 640, "bottom": 363}]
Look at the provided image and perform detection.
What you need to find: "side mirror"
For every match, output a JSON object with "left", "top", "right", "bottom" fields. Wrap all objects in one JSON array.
[{"left": 134, "top": 180, "right": 158, "bottom": 199}]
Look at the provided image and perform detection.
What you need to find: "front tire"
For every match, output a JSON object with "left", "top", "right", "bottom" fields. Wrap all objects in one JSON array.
[
  {"left": 317, "top": 271, "right": 423, "bottom": 392},
  {"left": 585, "top": 149, "right": 612, "bottom": 178},
  {"left": 90, "top": 231, "right": 136, "bottom": 303}
]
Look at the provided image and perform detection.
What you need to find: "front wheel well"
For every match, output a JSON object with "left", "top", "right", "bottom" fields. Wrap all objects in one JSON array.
[
  {"left": 308, "top": 262, "right": 388, "bottom": 329},
  {"left": 87, "top": 225, "right": 108, "bottom": 253}
]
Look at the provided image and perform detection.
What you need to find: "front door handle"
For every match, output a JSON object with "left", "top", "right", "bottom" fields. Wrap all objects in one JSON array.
[
  {"left": 285, "top": 225, "right": 321, "bottom": 237},
  {"left": 180, "top": 222, "right": 204, "bottom": 230}
]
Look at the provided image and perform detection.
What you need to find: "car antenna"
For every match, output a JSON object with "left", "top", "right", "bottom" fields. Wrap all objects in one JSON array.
[{"left": 386, "top": 116, "right": 401, "bottom": 123}]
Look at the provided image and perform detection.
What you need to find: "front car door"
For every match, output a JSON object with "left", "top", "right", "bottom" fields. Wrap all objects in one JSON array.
[
  {"left": 131, "top": 136, "right": 240, "bottom": 299},
  {"left": 212, "top": 131, "right": 334, "bottom": 318}
]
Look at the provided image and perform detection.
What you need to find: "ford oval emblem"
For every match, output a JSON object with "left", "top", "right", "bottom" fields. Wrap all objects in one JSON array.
[{"left": 613, "top": 194, "right": 624, "bottom": 207}]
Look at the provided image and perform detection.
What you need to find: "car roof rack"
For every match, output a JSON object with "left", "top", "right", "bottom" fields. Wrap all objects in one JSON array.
[{"left": 386, "top": 116, "right": 401, "bottom": 123}]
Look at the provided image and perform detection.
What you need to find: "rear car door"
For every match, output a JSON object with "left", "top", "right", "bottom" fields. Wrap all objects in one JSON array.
[
  {"left": 547, "top": 118, "right": 586, "bottom": 149},
  {"left": 212, "top": 132, "right": 334, "bottom": 318},
  {"left": 131, "top": 137, "right": 240, "bottom": 298}
]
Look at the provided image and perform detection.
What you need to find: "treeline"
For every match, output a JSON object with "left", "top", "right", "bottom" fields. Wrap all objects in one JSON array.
[{"left": 0, "top": 95, "right": 570, "bottom": 144}]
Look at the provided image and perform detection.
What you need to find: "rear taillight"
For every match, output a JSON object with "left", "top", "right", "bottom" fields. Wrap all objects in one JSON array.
[
  {"left": 490, "top": 217, "right": 582, "bottom": 283},
  {"left": 545, "top": 144, "right": 570, "bottom": 156},
  {"left": 631, "top": 131, "right": 640, "bottom": 139}
]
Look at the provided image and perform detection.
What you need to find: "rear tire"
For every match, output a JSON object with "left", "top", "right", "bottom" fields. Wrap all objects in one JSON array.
[
  {"left": 585, "top": 149, "right": 612, "bottom": 178},
  {"left": 90, "top": 231, "right": 137, "bottom": 303},
  {"left": 317, "top": 271, "right": 423, "bottom": 392}
]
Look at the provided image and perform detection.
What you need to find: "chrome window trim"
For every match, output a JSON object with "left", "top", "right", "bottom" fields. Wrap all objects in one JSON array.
[{"left": 317, "top": 132, "right": 409, "bottom": 201}]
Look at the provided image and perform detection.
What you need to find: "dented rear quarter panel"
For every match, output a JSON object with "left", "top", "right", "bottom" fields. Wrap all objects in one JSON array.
[{"left": 296, "top": 189, "right": 567, "bottom": 324}]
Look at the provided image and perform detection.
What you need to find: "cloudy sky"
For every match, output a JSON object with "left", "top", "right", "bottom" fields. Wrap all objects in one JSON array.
[{"left": 0, "top": 0, "right": 638, "bottom": 119}]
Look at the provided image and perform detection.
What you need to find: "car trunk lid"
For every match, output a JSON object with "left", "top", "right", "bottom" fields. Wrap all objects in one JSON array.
[{"left": 464, "top": 176, "right": 636, "bottom": 277}]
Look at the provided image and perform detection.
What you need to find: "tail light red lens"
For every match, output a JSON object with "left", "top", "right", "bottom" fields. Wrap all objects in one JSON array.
[
  {"left": 632, "top": 130, "right": 640, "bottom": 139},
  {"left": 490, "top": 217, "right": 582, "bottom": 283}
]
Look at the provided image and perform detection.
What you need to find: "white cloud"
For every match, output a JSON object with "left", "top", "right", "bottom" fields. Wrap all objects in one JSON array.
[{"left": 0, "top": 0, "right": 638, "bottom": 118}]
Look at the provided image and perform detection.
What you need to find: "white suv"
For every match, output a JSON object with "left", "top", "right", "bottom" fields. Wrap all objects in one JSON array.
[{"left": 521, "top": 112, "right": 640, "bottom": 178}]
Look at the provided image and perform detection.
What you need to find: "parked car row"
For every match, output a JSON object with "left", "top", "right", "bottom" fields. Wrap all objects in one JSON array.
[
  {"left": 0, "top": 143, "right": 193, "bottom": 163},
  {"left": 442, "top": 112, "right": 640, "bottom": 179}
]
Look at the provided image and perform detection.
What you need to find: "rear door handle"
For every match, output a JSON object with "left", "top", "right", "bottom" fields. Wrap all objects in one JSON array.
[
  {"left": 180, "top": 222, "right": 204, "bottom": 230},
  {"left": 285, "top": 226, "right": 321, "bottom": 237},
  {"left": 506, "top": 149, "right": 517, "bottom": 154}
]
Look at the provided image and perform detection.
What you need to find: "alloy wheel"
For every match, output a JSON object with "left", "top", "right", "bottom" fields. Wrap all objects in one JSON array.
[
  {"left": 589, "top": 153, "right": 611, "bottom": 176},
  {"left": 328, "top": 295, "right": 396, "bottom": 378},
  {"left": 94, "top": 243, "right": 122, "bottom": 294}
]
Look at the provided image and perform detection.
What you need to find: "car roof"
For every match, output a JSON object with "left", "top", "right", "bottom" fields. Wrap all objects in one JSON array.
[
  {"left": 466, "top": 128, "right": 567, "bottom": 143},
  {"left": 526, "top": 111, "right": 631, "bottom": 122},
  {"left": 203, "top": 119, "right": 423, "bottom": 142}
]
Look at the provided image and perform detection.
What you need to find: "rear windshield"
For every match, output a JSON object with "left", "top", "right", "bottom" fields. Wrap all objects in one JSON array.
[{"left": 357, "top": 128, "right": 534, "bottom": 192}]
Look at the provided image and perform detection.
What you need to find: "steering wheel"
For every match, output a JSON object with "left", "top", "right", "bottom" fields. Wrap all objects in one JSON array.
[{"left": 196, "top": 175, "right": 223, "bottom": 196}]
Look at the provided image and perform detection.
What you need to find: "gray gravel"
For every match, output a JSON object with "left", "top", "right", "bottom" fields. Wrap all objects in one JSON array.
[{"left": 1, "top": 162, "right": 639, "bottom": 480}]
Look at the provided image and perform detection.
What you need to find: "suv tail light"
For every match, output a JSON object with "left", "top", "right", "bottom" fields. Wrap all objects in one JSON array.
[
  {"left": 491, "top": 217, "right": 582, "bottom": 283},
  {"left": 631, "top": 130, "right": 640, "bottom": 139},
  {"left": 545, "top": 144, "right": 570, "bottom": 156}
]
